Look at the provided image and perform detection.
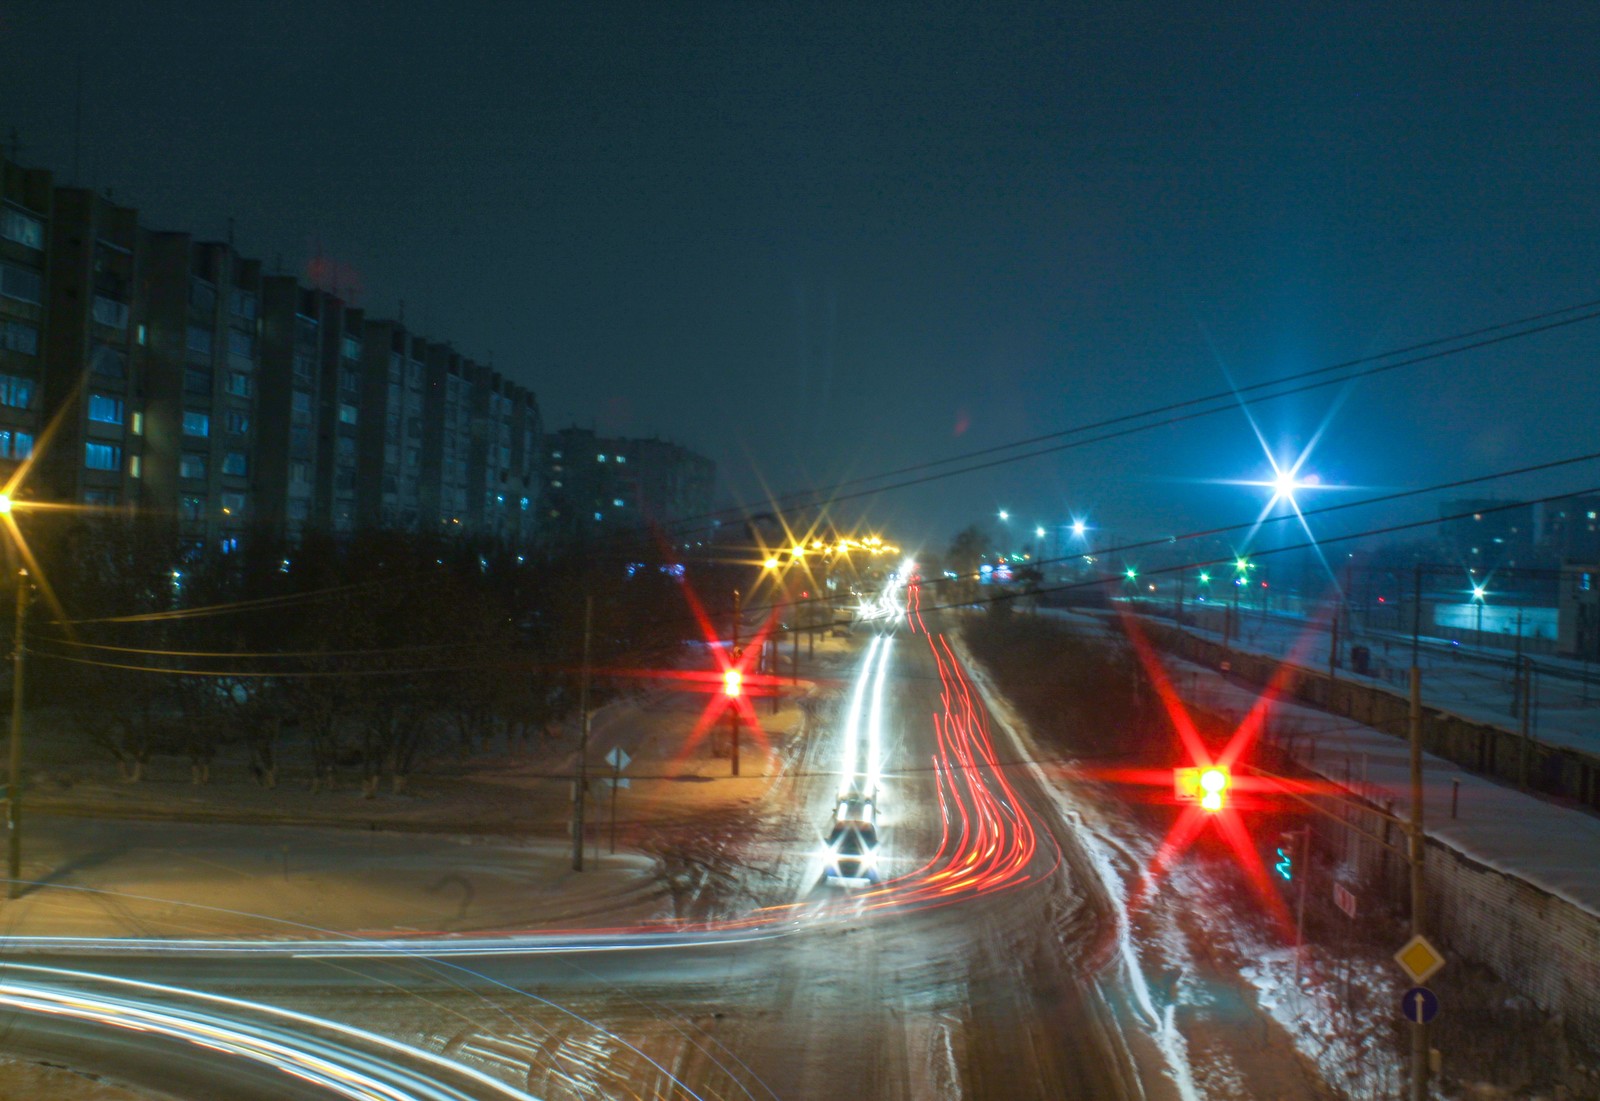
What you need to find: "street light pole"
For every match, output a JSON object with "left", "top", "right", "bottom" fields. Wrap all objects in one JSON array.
[
  {"left": 7, "top": 570, "right": 28, "bottom": 899},
  {"left": 730, "top": 588, "right": 741, "bottom": 777},
  {"left": 572, "top": 594, "right": 592, "bottom": 872},
  {"left": 1408, "top": 563, "right": 1429, "bottom": 1101}
]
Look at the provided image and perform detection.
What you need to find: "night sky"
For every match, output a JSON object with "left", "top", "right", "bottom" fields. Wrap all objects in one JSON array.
[{"left": 5, "top": 3, "right": 1600, "bottom": 554}]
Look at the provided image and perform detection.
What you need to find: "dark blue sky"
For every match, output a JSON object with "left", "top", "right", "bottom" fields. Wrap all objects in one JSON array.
[{"left": 5, "top": 3, "right": 1600, "bottom": 554}]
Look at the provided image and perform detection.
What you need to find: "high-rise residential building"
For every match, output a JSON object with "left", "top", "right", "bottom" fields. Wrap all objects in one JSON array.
[
  {"left": 1, "top": 151, "right": 546, "bottom": 552},
  {"left": 140, "top": 236, "right": 260, "bottom": 549},
  {"left": 1, "top": 157, "right": 52, "bottom": 501},
  {"left": 539, "top": 427, "right": 714, "bottom": 544},
  {"left": 316, "top": 302, "right": 364, "bottom": 535}
]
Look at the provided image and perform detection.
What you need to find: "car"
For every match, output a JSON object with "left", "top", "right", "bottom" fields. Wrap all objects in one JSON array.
[{"left": 822, "top": 818, "right": 880, "bottom": 883}]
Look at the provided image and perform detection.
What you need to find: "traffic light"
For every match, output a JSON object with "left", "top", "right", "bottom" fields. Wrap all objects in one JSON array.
[
  {"left": 722, "top": 668, "right": 743, "bottom": 698},
  {"left": 1174, "top": 765, "right": 1231, "bottom": 811},
  {"left": 1275, "top": 840, "right": 1294, "bottom": 881}
]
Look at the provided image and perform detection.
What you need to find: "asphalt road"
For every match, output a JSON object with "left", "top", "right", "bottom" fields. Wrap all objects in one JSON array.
[{"left": 1, "top": 599, "right": 1155, "bottom": 1100}]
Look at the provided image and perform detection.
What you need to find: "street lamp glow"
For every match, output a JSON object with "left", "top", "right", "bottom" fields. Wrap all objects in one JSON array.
[
  {"left": 763, "top": 556, "right": 780, "bottom": 570},
  {"left": 1199, "top": 571, "right": 1210, "bottom": 584},
  {"left": 1235, "top": 557, "right": 1250, "bottom": 572},
  {"left": 1125, "top": 567, "right": 1137, "bottom": 580},
  {"left": 998, "top": 510, "right": 1009, "bottom": 521},
  {"left": 0, "top": 494, "right": 12, "bottom": 515},
  {"left": 1472, "top": 584, "right": 1487, "bottom": 601},
  {"left": 1034, "top": 526, "right": 1045, "bottom": 539},
  {"left": 1070, "top": 519, "right": 1086, "bottom": 537}
]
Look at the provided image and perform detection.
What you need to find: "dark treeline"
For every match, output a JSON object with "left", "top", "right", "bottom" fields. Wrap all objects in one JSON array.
[{"left": 16, "top": 515, "right": 729, "bottom": 796}]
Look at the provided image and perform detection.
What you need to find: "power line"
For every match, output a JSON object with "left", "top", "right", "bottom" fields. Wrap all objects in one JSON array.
[{"left": 643, "top": 295, "right": 1600, "bottom": 542}]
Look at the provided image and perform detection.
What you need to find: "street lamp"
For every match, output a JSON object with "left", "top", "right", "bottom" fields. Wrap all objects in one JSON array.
[{"left": 1472, "top": 583, "right": 1487, "bottom": 649}]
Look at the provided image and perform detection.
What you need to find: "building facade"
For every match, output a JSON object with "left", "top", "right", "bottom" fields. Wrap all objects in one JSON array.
[{"left": 540, "top": 427, "right": 714, "bottom": 544}]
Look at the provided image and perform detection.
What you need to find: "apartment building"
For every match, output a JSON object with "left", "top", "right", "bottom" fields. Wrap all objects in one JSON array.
[
  {"left": 540, "top": 426, "right": 714, "bottom": 544},
  {"left": 1, "top": 152, "right": 546, "bottom": 552}
]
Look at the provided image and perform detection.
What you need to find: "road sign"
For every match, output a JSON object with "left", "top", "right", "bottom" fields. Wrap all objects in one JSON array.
[
  {"left": 1394, "top": 935, "right": 1446, "bottom": 984},
  {"left": 1400, "top": 986, "right": 1440, "bottom": 1024},
  {"left": 605, "top": 746, "right": 631, "bottom": 771},
  {"left": 1333, "top": 883, "right": 1357, "bottom": 919}
]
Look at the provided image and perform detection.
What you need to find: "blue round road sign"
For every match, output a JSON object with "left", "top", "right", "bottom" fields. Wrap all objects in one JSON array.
[{"left": 1400, "top": 986, "right": 1439, "bottom": 1024}]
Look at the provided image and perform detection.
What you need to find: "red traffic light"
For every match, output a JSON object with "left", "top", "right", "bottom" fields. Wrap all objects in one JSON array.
[
  {"left": 1174, "top": 765, "right": 1231, "bottom": 811},
  {"left": 722, "top": 668, "right": 743, "bottom": 698}
]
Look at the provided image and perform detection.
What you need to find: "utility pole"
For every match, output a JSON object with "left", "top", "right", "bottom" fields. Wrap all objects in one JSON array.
[
  {"left": 730, "top": 588, "right": 741, "bottom": 777},
  {"left": 1408, "top": 563, "right": 1429, "bottom": 1101},
  {"left": 7, "top": 571, "right": 28, "bottom": 899},
  {"left": 571, "top": 595, "right": 592, "bottom": 872}
]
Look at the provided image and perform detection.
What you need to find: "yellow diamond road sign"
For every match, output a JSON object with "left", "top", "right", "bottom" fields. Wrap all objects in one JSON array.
[{"left": 1394, "top": 935, "right": 1446, "bottom": 984}]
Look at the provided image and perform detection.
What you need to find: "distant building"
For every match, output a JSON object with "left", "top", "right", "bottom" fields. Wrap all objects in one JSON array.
[
  {"left": 1539, "top": 495, "right": 1600, "bottom": 564},
  {"left": 1439, "top": 498, "right": 1535, "bottom": 568},
  {"left": 540, "top": 427, "right": 714, "bottom": 544},
  {"left": 1557, "top": 563, "right": 1600, "bottom": 660}
]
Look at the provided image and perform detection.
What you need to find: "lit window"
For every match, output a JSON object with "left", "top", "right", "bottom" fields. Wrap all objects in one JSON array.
[
  {"left": 87, "top": 393, "right": 125, "bottom": 425},
  {"left": 597, "top": 454, "right": 607, "bottom": 462},
  {"left": 1584, "top": 573, "right": 1593, "bottom": 593},
  {"left": 1590, "top": 511, "right": 1598, "bottom": 521},
  {"left": 84, "top": 441, "right": 121, "bottom": 471},
  {"left": 227, "top": 371, "right": 252, "bottom": 397},
  {"left": 131, "top": 411, "right": 144, "bottom": 436},
  {"left": 613, "top": 498, "right": 625, "bottom": 507},
  {"left": 0, "top": 372, "right": 34, "bottom": 409},
  {"left": 551, "top": 450, "right": 562, "bottom": 459},
  {"left": 226, "top": 411, "right": 249, "bottom": 435},
  {"left": 222, "top": 451, "right": 248, "bottom": 476},
  {"left": 616, "top": 455, "right": 626, "bottom": 464},
  {"left": 221, "top": 491, "right": 246, "bottom": 516},
  {"left": 129, "top": 454, "right": 141, "bottom": 478},
  {"left": 0, "top": 430, "right": 33, "bottom": 459},
  {"left": 180, "top": 495, "right": 205, "bottom": 521},
  {"left": 338, "top": 403, "right": 358, "bottom": 425},
  {"left": 342, "top": 335, "right": 361, "bottom": 360},
  {"left": 182, "top": 410, "right": 210, "bottom": 437},
  {"left": 551, "top": 480, "right": 562, "bottom": 488},
  {"left": 179, "top": 452, "right": 207, "bottom": 479}
]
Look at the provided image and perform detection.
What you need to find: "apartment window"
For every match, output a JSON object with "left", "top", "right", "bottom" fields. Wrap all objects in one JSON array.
[
  {"left": 287, "top": 498, "right": 309, "bottom": 522},
  {"left": 342, "top": 335, "right": 361, "bottom": 360},
  {"left": 229, "top": 288, "right": 257, "bottom": 321},
  {"left": 180, "top": 495, "right": 205, "bottom": 522},
  {"left": 179, "top": 452, "right": 207, "bottom": 480},
  {"left": 293, "top": 352, "right": 316, "bottom": 381},
  {"left": 616, "top": 455, "right": 626, "bottom": 464},
  {"left": 92, "top": 296, "right": 130, "bottom": 330},
  {"left": 182, "top": 410, "right": 210, "bottom": 437},
  {"left": 226, "top": 371, "right": 252, "bottom": 397},
  {"left": 613, "top": 498, "right": 626, "bottom": 508},
  {"left": 88, "top": 393, "right": 125, "bottom": 425},
  {"left": 405, "top": 447, "right": 420, "bottom": 470},
  {"left": 0, "top": 319, "right": 38, "bottom": 356},
  {"left": 0, "top": 373, "right": 34, "bottom": 409},
  {"left": 551, "top": 450, "right": 563, "bottom": 459},
  {"left": 0, "top": 208, "right": 43, "bottom": 250},
  {"left": 189, "top": 280, "right": 216, "bottom": 312},
  {"left": 222, "top": 451, "right": 248, "bottom": 476},
  {"left": 0, "top": 430, "right": 33, "bottom": 459},
  {"left": 227, "top": 329, "right": 255, "bottom": 358},
  {"left": 85, "top": 441, "right": 121, "bottom": 471},
  {"left": 90, "top": 343, "right": 126, "bottom": 377},
  {"left": 184, "top": 367, "right": 212, "bottom": 395},
  {"left": 551, "top": 479, "right": 562, "bottom": 489},
  {"left": 336, "top": 436, "right": 356, "bottom": 461},
  {"left": 82, "top": 488, "right": 119, "bottom": 507},
  {"left": 131, "top": 411, "right": 144, "bottom": 436},
  {"left": 290, "top": 460, "right": 311, "bottom": 485},
  {"left": 226, "top": 410, "right": 250, "bottom": 434},
  {"left": 407, "top": 361, "right": 424, "bottom": 388},
  {"left": 1583, "top": 572, "right": 1594, "bottom": 593},
  {"left": 0, "top": 263, "right": 42, "bottom": 304},
  {"left": 597, "top": 454, "right": 607, "bottom": 462},
  {"left": 186, "top": 325, "right": 213, "bottom": 356},
  {"left": 341, "top": 367, "right": 361, "bottom": 393},
  {"left": 221, "top": 491, "right": 246, "bottom": 516},
  {"left": 337, "top": 403, "right": 358, "bottom": 426},
  {"left": 292, "top": 391, "right": 313, "bottom": 417},
  {"left": 129, "top": 454, "right": 141, "bottom": 478}
]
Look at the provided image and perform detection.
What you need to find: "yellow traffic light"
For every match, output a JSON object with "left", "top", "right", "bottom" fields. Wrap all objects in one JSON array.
[{"left": 723, "top": 668, "right": 743, "bottom": 698}]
